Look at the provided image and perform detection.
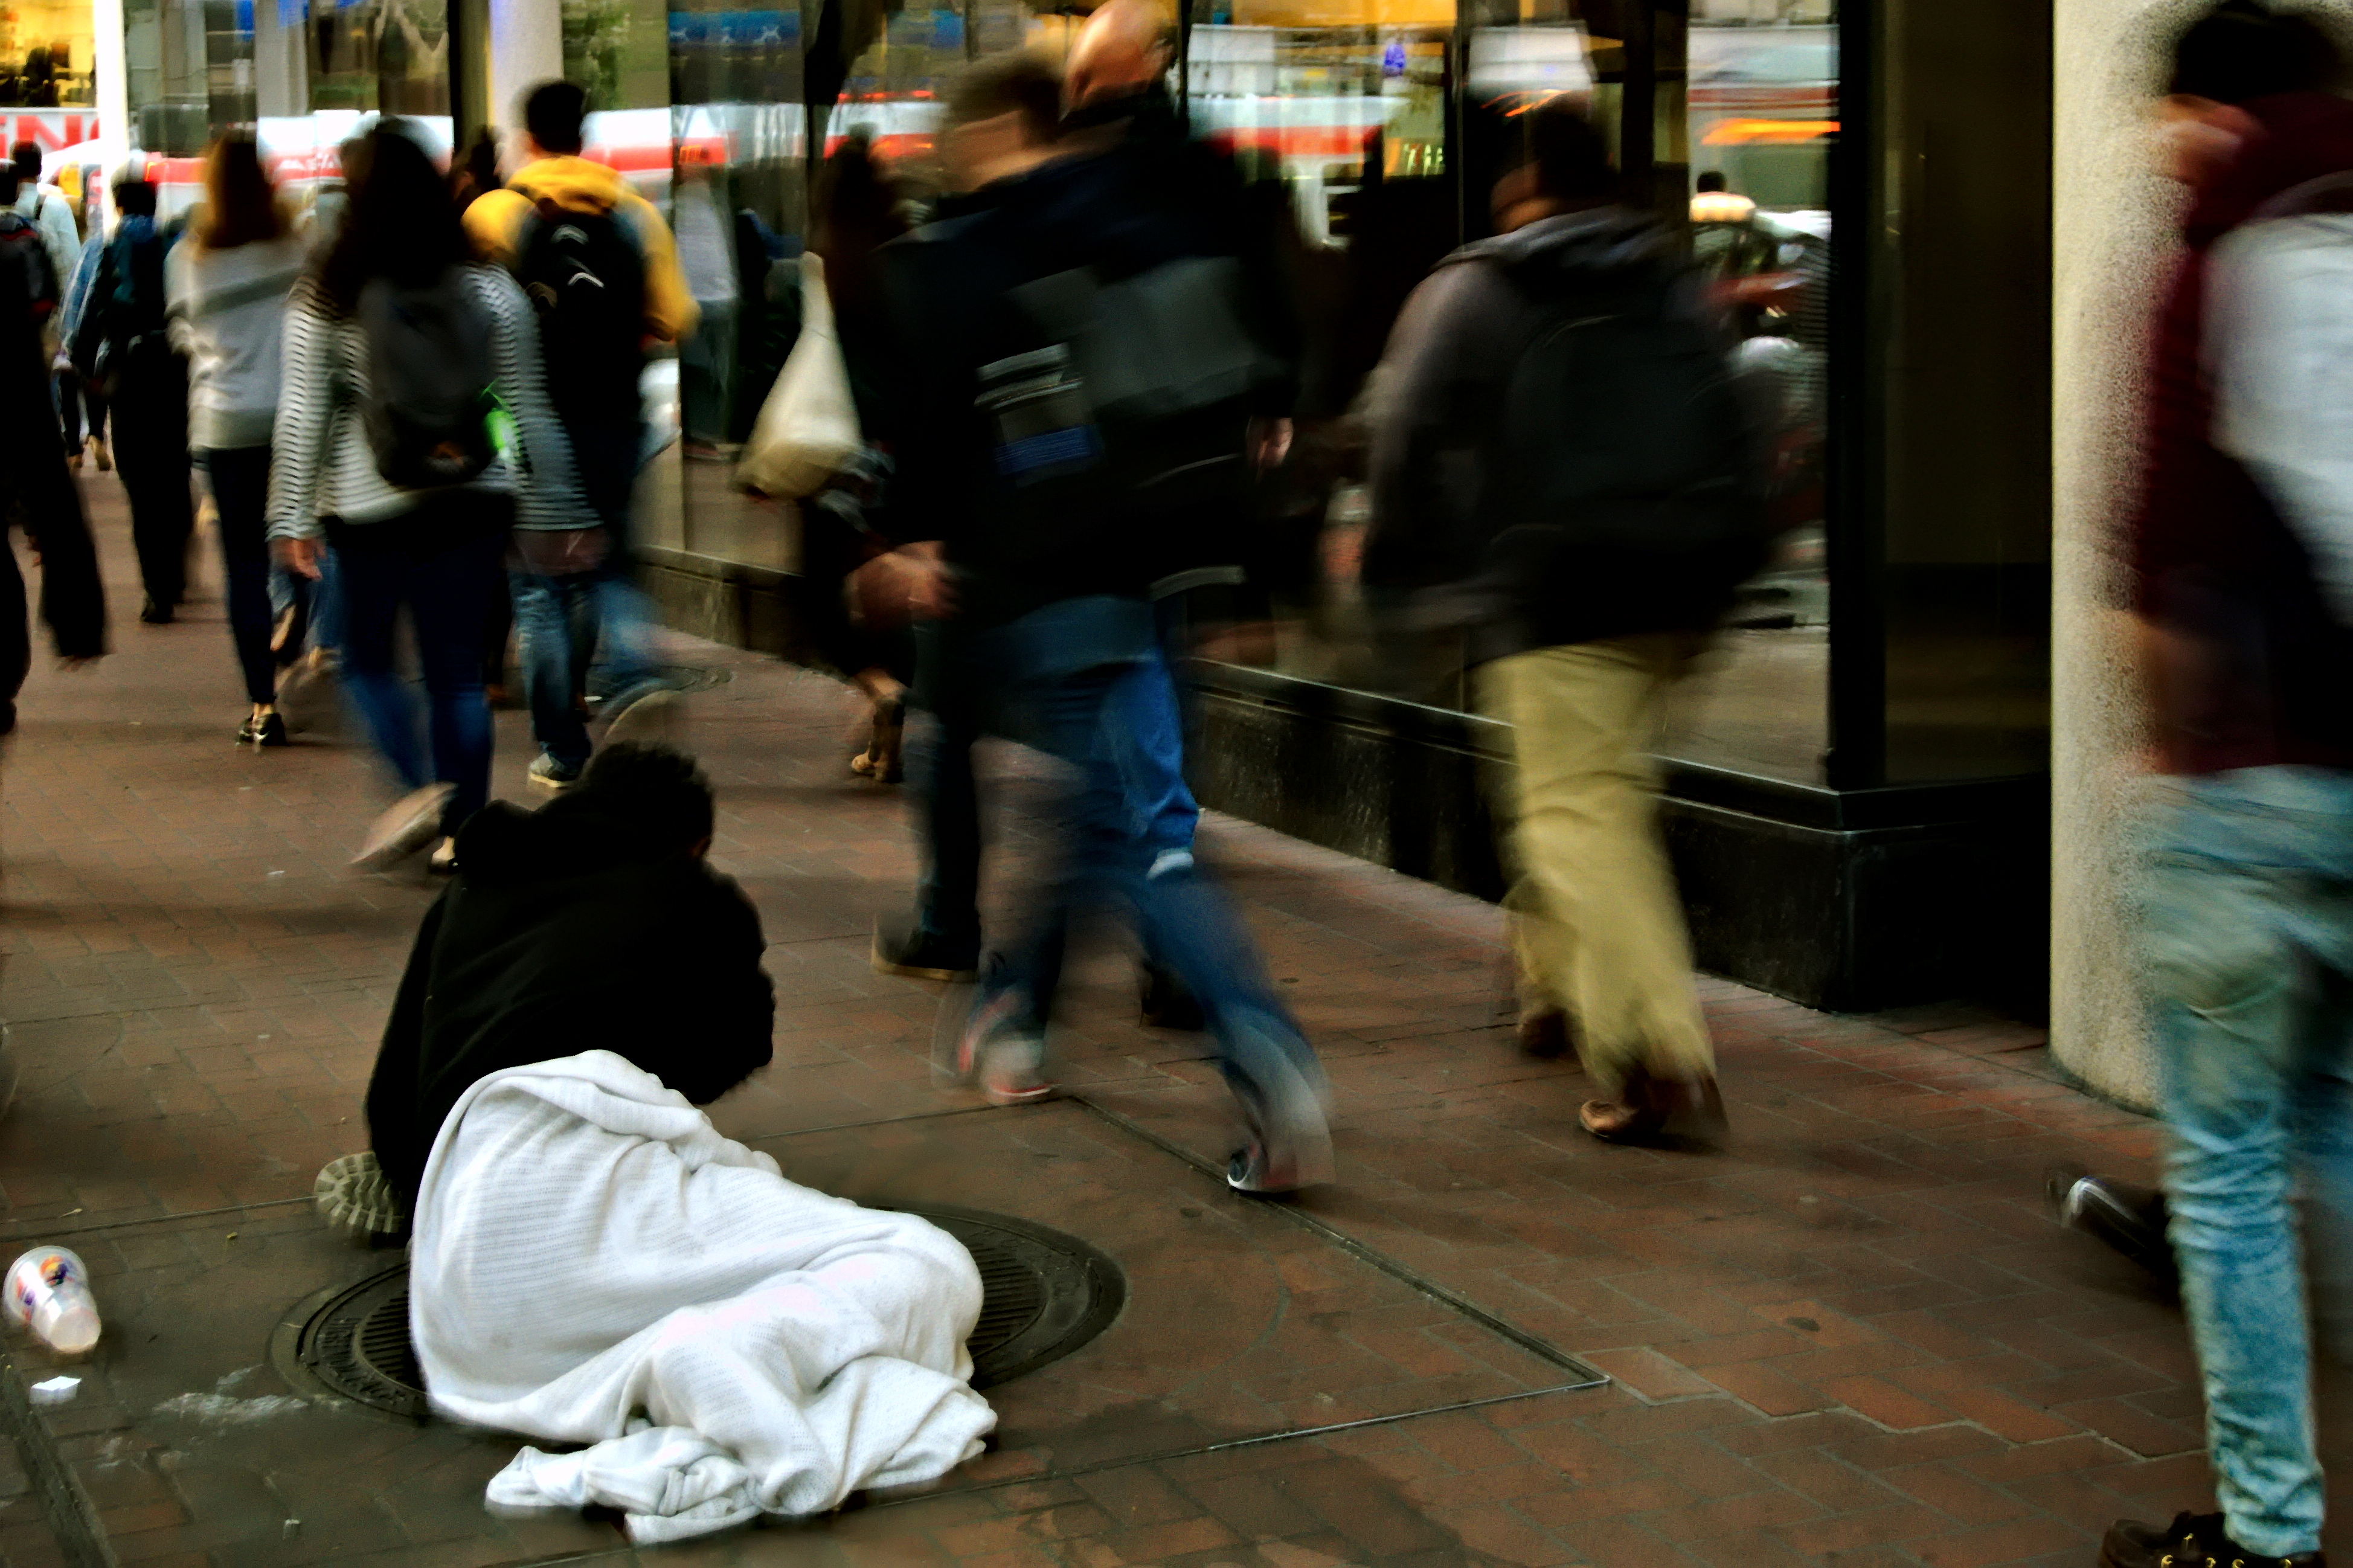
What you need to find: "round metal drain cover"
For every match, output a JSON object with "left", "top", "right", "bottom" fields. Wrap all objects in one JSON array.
[{"left": 277, "top": 1205, "right": 1121, "bottom": 1419}]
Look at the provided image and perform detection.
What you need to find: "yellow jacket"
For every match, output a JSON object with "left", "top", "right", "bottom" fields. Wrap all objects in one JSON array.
[{"left": 465, "top": 155, "right": 699, "bottom": 343}]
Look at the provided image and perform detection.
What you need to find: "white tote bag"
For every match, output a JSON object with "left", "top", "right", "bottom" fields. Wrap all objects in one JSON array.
[{"left": 737, "top": 252, "right": 862, "bottom": 500}]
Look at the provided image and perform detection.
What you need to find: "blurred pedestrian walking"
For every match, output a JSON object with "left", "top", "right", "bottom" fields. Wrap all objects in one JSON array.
[
  {"left": 0, "top": 153, "right": 104, "bottom": 738},
  {"left": 882, "top": 45, "right": 1331, "bottom": 1193},
  {"left": 2104, "top": 4, "right": 2353, "bottom": 1566},
  {"left": 167, "top": 133, "right": 306, "bottom": 748},
  {"left": 67, "top": 170, "right": 190, "bottom": 624},
  {"left": 1364, "top": 103, "right": 1770, "bottom": 1148},
  {"left": 10, "top": 141, "right": 80, "bottom": 466},
  {"left": 268, "top": 123, "right": 590, "bottom": 873},
  {"left": 465, "top": 82, "right": 696, "bottom": 792}
]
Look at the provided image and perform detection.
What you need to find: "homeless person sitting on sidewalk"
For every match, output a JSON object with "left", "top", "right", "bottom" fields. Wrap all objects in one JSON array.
[{"left": 315, "top": 744, "right": 996, "bottom": 1542}]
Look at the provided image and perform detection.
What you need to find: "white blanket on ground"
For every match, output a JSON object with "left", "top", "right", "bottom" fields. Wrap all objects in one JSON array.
[{"left": 408, "top": 1050, "right": 995, "bottom": 1542}]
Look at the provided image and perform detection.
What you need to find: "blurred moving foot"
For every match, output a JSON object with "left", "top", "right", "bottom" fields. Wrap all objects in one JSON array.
[
  {"left": 88, "top": 436, "right": 110, "bottom": 472},
  {"left": 2099, "top": 1511, "right": 2321, "bottom": 1568},
  {"left": 2047, "top": 1165, "right": 2175, "bottom": 1282},
  {"left": 528, "top": 753, "right": 582, "bottom": 792},
  {"left": 1579, "top": 1070, "right": 1728, "bottom": 1148},
  {"left": 1518, "top": 1010, "right": 1577, "bottom": 1062},
  {"left": 315, "top": 1151, "right": 407, "bottom": 1244},
  {"left": 351, "top": 783, "right": 455, "bottom": 872},
  {"left": 275, "top": 650, "right": 341, "bottom": 736},
  {"left": 850, "top": 696, "right": 906, "bottom": 783},
  {"left": 873, "top": 915, "right": 979, "bottom": 982},
  {"left": 139, "top": 596, "right": 172, "bottom": 625},
  {"left": 1139, "top": 962, "right": 1205, "bottom": 1031},
  {"left": 955, "top": 992, "right": 1055, "bottom": 1106},
  {"left": 601, "top": 683, "right": 682, "bottom": 749},
  {"left": 237, "top": 708, "right": 289, "bottom": 748}
]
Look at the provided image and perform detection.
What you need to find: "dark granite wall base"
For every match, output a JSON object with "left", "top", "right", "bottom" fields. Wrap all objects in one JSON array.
[{"left": 1189, "top": 667, "right": 2049, "bottom": 1018}]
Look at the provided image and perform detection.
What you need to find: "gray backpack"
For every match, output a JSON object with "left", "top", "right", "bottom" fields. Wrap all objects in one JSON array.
[{"left": 357, "top": 268, "right": 496, "bottom": 490}]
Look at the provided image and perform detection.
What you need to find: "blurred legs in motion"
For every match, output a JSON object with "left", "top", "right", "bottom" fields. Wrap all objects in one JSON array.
[
  {"left": 1475, "top": 635, "right": 1724, "bottom": 1146},
  {"left": 110, "top": 362, "right": 193, "bottom": 620},
  {"left": 330, "top": 501, "right": 507, "bottom": 850},
  {"left": 2138, "top": 768, "right": 2353, "bottom": 1562},
  {"left": 876, "top": 618, "right": 984, "bottom": 981},
  {"left": 959, "top": 611, "right": 1330, "bottom": 1193}
]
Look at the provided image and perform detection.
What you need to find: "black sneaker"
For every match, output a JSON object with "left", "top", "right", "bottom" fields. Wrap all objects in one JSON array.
[
  {"left": 873, "top": 916, "right": 980, "bottom": 982},
  {"left": 237, "top": 712, "right": 289, "bottom": 748},
  {"left": 2100, "top": 1511, "right": 2325, "bottom": 1568},
  {"left": 1140, "top": 962, "right": 1205, "bottom": 1031}
]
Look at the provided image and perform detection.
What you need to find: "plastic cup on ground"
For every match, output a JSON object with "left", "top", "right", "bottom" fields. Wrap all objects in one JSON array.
[{"left": 6, "top": 1247, "right": 100, "bottom": 1354}]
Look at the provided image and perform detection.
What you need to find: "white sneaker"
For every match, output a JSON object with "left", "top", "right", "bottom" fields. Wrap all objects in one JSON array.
[{"left": 315, "top": 1151, "right": 406, "bottom": 1244}]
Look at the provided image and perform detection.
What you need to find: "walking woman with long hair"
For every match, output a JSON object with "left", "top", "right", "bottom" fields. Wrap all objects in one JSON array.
[
  {"left": 168, "top": 132, "right": 306, "bottom": 746},
  {"left": 267, "top": 123, "right": 589, "bottom": 872}
]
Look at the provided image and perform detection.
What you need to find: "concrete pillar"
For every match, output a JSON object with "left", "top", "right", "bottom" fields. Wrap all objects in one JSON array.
[
  {"left": 253, "top": 0, "right": 309, "bottom": 121},
  {"left": 91, "top": 0, "right": 127, "bottom": 149},
  {"left": 488, "top": 0, "right": 562, "bottom": 137},
  {"left": 2047, "top": 0, "right": 2353, "bottom": 1109}
]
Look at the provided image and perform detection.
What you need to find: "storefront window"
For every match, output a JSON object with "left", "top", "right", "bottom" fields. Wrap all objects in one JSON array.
[{"left": 0, "top": 0, "right": 96, "bottom": 108}]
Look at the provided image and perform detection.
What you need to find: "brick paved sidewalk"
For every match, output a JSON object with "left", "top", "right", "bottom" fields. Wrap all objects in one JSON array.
[{"left": 0, "top": 478, "right": 2329, "bottom": 1567}]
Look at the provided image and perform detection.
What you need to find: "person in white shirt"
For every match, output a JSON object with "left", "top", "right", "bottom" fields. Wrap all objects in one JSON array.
[{"left": 165, "top": 133, "right": 306, "bottom": 747}]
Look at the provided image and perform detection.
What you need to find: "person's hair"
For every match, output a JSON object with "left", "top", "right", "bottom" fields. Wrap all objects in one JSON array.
[
  {"left": 577, "top": 742, "right": 715, "bottom": 851},
  {"left": 316, "top": 124, "right": 469, "bottom": 314},
  {"left": 0, "top": 169, "right": 18, "bottom": 208},
  {"left": 8, "top": 141, "right": 36, "bottom": 181},
  {"left": 2168, "top": 0, "right": 2346, "bottom": 103},
  {"left": 112, "top": 176, "right": 156, "bottom": 217},
  {"left": 455, "top": 124, "right": 502, "bottom": 196},
  {"left": 523, "top": 80, "right": 588, "bottom": 156},
  {"left": 1520, "top": 100, "right": 1616, "bottom": 203},
  {"left": 1695, "top": 169, "right": 1727, "bottom": 193},
  {"left": 193, "top": 133, "right": 288, "bottom": 250},
  {"left": 943, "top": 49, "right": 1064, "bottom": 140}
]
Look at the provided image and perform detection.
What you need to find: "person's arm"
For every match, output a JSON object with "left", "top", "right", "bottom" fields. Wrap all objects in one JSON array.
[
  {"left": 1363, "top": 263, "right": 1488, "bottom": 590},
  {"left": 266, "top": 277, "right": 339, "bottom": 564},
  {"left": 480, "top": 268, "right": 592, "bottom": 532},
  {"left": 659, "top": 877, "right": 775, "bottom": 1104},
  {"left": 34, "top": 193, "right": 77, "bottom": 297},
  {"left": 624, "top": 196, "right": 701, "bottom": 344},
  {"left": 163, "top": 243, "right": 196, "bottom": 357}
]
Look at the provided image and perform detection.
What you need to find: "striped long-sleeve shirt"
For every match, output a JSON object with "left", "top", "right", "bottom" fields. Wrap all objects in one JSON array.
[{"left": 266, "top": 265, "right": 590, "bottom": 541}]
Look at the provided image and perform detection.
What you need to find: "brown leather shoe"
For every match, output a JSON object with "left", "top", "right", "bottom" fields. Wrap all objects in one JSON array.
[{"left": 1580, "top": 1067, "right": 1728, "bottom": 1148}]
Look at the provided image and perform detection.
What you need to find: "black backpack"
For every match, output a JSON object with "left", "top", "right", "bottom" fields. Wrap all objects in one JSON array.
[
  {"left": 1454, "top": 257, "right": 1773, "bottom": 641},
  {"left": 356, "top": 267, "right": 498, "bottom": 489},
  {"left": 0, "top": 211, "right": 56, "bottom": 347},
  {"left": 72, "top": 221, "right": 170, "bottom": 393},
  {"left": 512, "top": 203, "right": 645, "bottom": 428}
]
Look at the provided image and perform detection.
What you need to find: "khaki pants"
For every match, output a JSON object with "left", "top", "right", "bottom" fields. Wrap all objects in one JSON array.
[{"left": 1475, "top": 636, "right": 1714, "bottom": 1099}]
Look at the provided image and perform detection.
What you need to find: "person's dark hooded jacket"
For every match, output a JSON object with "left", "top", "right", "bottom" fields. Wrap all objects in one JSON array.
[
  {"left": 1361, "top": 206, "right": 1768, "bottom": 667},
  {"left": 877, "top": 106, "right": 1295, "bottom": 634},
  {"left": 364, "top": 790, "right": 774, "bottom": 1212},
  {"left": 2132, "top": 90, "right": 2353, "bottom": 776}
]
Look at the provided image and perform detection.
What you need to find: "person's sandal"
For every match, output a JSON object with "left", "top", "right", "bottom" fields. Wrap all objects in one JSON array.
[{"left": 1580, "top": 1070, "right": 1728, "bottom": 1148}]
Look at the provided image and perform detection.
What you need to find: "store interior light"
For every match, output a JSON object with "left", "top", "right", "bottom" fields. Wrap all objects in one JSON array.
[{"left": 1703, "top": 118, "right": 1838, "bottom": 144}]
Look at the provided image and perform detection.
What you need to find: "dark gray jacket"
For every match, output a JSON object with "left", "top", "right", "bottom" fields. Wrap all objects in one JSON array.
[{"left": 1364, "top": 207, "right": 1760, "bottom": 665}]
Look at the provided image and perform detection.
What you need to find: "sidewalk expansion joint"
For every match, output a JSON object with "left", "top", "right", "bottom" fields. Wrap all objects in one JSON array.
[{"left": 0, "top": 1353, "right": 117, "bottom": 1568}]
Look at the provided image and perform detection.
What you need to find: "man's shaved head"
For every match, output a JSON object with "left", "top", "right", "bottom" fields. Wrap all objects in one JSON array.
[{"left": 1065, "top": 0, "right": 1172, "bottom": 109}]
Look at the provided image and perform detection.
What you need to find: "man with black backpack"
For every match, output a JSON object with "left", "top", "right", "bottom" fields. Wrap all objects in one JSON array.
[
  {"left": 1364, "top": 104, "right": 1771, "bottom": 1151},
  {"left": 464, "top": 82, "right": 697, "bottom": 791},
  {"left": 878, "top": 50, "right": 1333, "bottom": 1194},
  {"left": 70, "top": 173, "right": 191, "bottom": 625}
]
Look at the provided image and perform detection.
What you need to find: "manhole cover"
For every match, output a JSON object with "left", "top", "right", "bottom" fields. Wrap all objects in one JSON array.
[{"left": 274, "top": 1205, "right": 1122, "bottom": 1420}]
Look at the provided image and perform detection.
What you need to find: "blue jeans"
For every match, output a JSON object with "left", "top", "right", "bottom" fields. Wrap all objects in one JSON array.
[
  {"left": 326, "top": 499, "right": 509, "bottom": 838},
  {"left": 510, "top": 562, "right": 660, "bottom": 770},
  {"left": 980, "top": 599, "right": 1322, "bottom": 1128},
  {"left": 2140, "top": 765, "right": 2353, "bottom": 1558},
  {"left": 910, "top": 606, "right": 1197, "bottom": 949}
]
